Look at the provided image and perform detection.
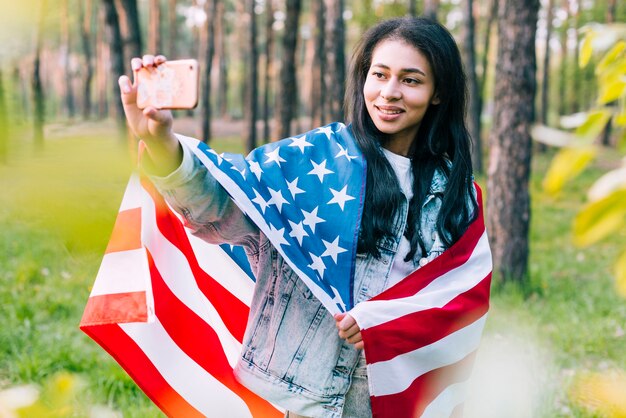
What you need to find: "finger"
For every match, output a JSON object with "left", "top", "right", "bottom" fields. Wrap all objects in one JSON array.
[
  {"left": 143, "top": 107, "right": 172, "bottom": 125},
  {"left": 143, "top": 54, "right": 156, "bottom": 68},
  {"left": 131, "top": 57, "right": 143, "bottom": 72},
  {"left": 118, "top": 76, "right": 136, "bottom": 104},
  {"left": 354, "top": 341, "right": 364, "bottom": 350},
  {"left": 338, "top": 322, "right": 360, "bottom": 340},
  {"left": 334, "top": 313, "right": 346, "bottom": 328},
  {"left": 155, "top": 55, "right": 167, "bottom": 65},
  {"left": 338, "top": 314, "right": 356, "bottom": 331},
  {"left": 346, "top": 332, "right": 362, "bottom": 345}
]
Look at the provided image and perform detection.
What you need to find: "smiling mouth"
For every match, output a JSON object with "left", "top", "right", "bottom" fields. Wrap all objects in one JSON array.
[{"left": 375, "top": 105, "right": 404, "bottom": 115}]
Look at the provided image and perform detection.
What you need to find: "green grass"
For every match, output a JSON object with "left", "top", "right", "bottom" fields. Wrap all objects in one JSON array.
[{"left": 1, "top": 125, "right": 624, "bottom": 416}]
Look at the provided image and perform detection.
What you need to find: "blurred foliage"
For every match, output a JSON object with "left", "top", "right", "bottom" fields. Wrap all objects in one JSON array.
[
  {"left": 570, "top": 370, "right": 626, "bottom": 417},
  {"left": 543, "top": 23, "right": 626, "bottom": 298},
  {"left": 0, "top": 372, "right": 120, "bottom": 418}
]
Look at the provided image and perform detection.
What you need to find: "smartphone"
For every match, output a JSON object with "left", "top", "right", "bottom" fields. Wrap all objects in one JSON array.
[{"left": 136, "top": 59, "right": 199, "bottom": 110}]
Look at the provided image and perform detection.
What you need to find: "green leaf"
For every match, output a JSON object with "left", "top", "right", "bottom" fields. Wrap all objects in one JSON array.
[
  {"left": 543, "top": 146, "right": 597, "bottom": 195},
  {"left": 596, "top": 40, "right": 626, "bottom": 74},
  {"left": 579, "top": 31, "right": 596, "bottom": 68},
  {"left": 573, "top": 189, "right": 626, "bottom": 247},
  {"left": 598, "top": 79, "right": 626, "bottom": 104},
  {"left": 575, "top": 110, "right": 612, "bottom": 139},
  {"left": 616, "top": 250, "right": 626, "bottom": 299}
]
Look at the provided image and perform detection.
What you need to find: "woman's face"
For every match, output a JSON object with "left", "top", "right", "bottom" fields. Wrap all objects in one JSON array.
[{"left": 363, "top": 39, "right": 439, "bottom": 154}]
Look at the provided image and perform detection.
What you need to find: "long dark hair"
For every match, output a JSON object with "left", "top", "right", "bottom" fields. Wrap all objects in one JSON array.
[{"left": 345, "top": 17, "right": 478, "bottom": 259}]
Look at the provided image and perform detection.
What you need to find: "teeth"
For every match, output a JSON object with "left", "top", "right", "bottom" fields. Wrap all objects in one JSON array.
[{"left": 378, "top": 108, "right": 402, "bottom": 115}]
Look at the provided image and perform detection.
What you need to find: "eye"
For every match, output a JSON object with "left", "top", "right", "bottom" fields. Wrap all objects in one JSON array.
[
  {"left": 371, "top": 71, "right": 386, "bottom": 79},
  {"left": 404, "top": 78, "right": 421, "bottom": 85}
]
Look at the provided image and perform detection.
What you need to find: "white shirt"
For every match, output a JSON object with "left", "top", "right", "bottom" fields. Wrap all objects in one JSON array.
[{"left": 381, "top": 148, "right": 417, "bottom": 289}]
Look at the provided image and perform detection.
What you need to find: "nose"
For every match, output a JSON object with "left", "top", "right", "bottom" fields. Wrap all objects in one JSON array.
[{"left": 380, "top": 78, "right": 401, "bottom": 100}]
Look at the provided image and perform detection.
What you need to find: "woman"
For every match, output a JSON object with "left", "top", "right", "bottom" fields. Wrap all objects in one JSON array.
[{"left": 119, "top": 17, "right": 479, "bottom": 418}]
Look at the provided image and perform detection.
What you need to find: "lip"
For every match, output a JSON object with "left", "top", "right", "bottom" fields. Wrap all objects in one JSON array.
[{"left": 374, "top": 104, "right": 404, "bottom": 121}]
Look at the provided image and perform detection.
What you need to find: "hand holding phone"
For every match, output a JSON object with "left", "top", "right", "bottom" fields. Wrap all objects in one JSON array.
[{"left": 136, "top": 59, "right": 199, "bottom": 110}]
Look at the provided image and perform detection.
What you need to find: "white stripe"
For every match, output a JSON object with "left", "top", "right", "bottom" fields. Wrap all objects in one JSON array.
[
  {"left": 350, "top": 232, "right": 491, "bottom": 330},
  {"left": 178, "top": 135, "right": 344, "bottom": 315},
  {"left": 119, "top": 174, "right": 141, "bottom": 212},
  {"left": 91, "top": 249, "right": 151, "bottom": 297},
  {"left": 120, "top": 319, "right": 253, "bottom": 418},
  {"left": 368, "top": 315, "right": 487, "bottom": 396},
  {"left": 140, "top": 185, "right": 243, "bottom": 367},
  {"left": 187, "top": 233, "right": 254, "bottom": 306},
  {"left": 420, "top": 381, "right": 468, "bottom": 418}
]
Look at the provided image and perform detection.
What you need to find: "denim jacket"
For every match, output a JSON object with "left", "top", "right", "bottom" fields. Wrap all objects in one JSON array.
[{"left": 149, "top": 136, "right": 450, "bottom": 418}]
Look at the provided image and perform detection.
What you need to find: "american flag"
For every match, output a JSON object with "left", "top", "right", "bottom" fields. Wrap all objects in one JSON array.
[{"left": 81, "top": 123, "right": 491, "bottom": 417}]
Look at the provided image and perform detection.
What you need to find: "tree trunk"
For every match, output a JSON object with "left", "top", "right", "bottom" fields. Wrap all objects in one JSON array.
[
  {"left": 168, "top": 0, "right": 178, "bottom": 58},
  {"left": 461, "top": 0, "right": 482, "bottom": 174},
  {"left": 32, "top": 0, "right": 47, "bottom": 147},
  {"left": 96, "top": 3, "right": 109, "bottom": 119},
  {"left": 244, "top": 0, "right": 258, "bottom": 152},
  {"left": 116, "top": 0, "right": 142, "bottom": 64},
  {"left": 606, "top": 0, "right": 616, "bottom": 23},
  {"left": 324, "top": 0, "right": 345, "bottom": 122},
  {"left": 216, "top": 0, "right": 229, "bottom": 118},
  {"left": 61, "top": 0, "right": 76, "bottom": 119},
  {"left": 78, "top": 0, "right": 94, "bottom": 120},
  {"left": 0, "top": 66, "right": 8, "bottom": 163},
  {"left": 262, "top": 0, "right": 275, "bottom": 143},
  {"left": 102, "top": 0, "right": 127, "bottom": 135},
  {"left": 200, "top": 0, "right": 217, "bottom": 143},
  {"left": 487, "top": 0, "right": 539, "bottom": 283},
  {"left": 275, "top": 0, "right": 301, "bottom": 139},
  {"left": 570, "top": 9, "right": 580, "bottom": 114},
  {"left": 557, "top": 0, "right": 568, "bottom": 117},
  {"left": 408, "top": 0, "right": 417, "bottom": 17},
  {"left": 480, "top": 0, "right": 497, "bottom": 100},
  {"left": 149, "top": 0, "right": 162, "bottom": 54},
  {"left": 540, "top": 0, "right": 554, "bottom": 126},
  {"left": 423, "top": 0, "right": 439, "bottom": 21},
  {"left": 310, "top": 0, "right": 326, "bottom": 128}
]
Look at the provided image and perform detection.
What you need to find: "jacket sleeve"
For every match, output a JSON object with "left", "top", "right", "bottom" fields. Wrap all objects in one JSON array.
[{"left": 144, "top": 135, "right": 260, "bottom": 250}]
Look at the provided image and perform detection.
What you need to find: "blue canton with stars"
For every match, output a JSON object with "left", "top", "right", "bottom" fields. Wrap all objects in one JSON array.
[{"left": 186, "top": 122, "right": 365, "bottom": 312}]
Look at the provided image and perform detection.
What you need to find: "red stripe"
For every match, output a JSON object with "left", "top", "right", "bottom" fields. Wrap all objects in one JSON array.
[
  {"left": 363, "top": 274, "right": 491, "bottom": 363},
  {"left": 81, "top": 324, "right": 204, "bottom": 418},
  {"left": 146, "top": 251, "right": 283, "bottom": 418},
  {"left": 105, "top": 208, "right": 142, "bottom": 254},
  {"left": 80, "top": 291, "right": 148, "bottom": 326},
  {"left": 371, "top": 191, "right": 485, "bottom": 302},
  {"left": 140, "top": 178, "right": 249, "bottom": 342},
  {"left": 370, "top": 350, "right": 477, "bottom": 418}
]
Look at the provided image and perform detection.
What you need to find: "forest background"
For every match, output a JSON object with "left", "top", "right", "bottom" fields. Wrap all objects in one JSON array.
[{"left": 0, "top": 0, "right": 625, "bottom": 417}]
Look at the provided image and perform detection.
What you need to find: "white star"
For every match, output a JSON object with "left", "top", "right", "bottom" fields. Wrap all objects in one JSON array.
[
  {"left": 308, "top": 252, "right": 326, "bottom": 278},
  {"left": 302, "top": 206, "right": 325, "bottom": 233},
  {"left": 288, "top": 135, "right": 313, "bottom": 153},
  {"left": 231, "top": 165, "right": 246, "bottom": 177},
  {"left": 267, "top": 187, "right": 289, "bottom": 213},
  {"left": 251, "top": 189, "right": 269, "bottom": 214},
  {"left": 308, "top": 159, "right": 334, "bottom": 182},
  {"left": 286, "top": 177, "right": 305, "bottom": 199},
  {"left": 335, "top": 143, "right": 358, "bottom": 162},
  {"left": 248, "top": 160, "right": 263, "bottom": 181},
  {"left": 267, "top": 224, "right": 290, "bottom": 248},
  {"left": 208, "top": 149, "right": 223, "bottom": 165},
  {"left": 288, "top": 220, "right": 308, "bottom": 245},
  {"left": 328, "top": 185, "right": 355, "bottom": 211},
  {"left": 265, "top": 147, "right": 286, "bottom": 167},
  {"left": 321, "top": 236, "right": 348, "bottom": 263},
  {"left": 315, "top": 126, "right": 334, "bottom": 140},
  {"left": 334, "top": 123, "right": 346, "bottom": 132}
]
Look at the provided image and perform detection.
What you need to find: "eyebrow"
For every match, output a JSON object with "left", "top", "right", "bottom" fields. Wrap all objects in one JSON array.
[{"left": 372, "top": 63, "right": 426, "bottom": 77}]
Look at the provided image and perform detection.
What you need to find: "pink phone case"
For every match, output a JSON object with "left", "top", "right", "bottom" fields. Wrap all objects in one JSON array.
[{"left": 136, "top": 59, "right": 199, "bottom": 110}]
